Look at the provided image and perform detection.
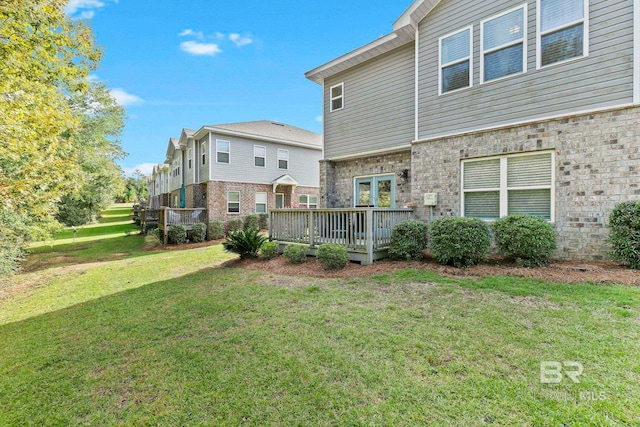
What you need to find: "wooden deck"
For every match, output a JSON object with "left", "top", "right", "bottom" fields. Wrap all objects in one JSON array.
[
  {"left": 158, "top": 208, "right": 208, "bottom": 244},
  {"left": 269, "top": 208, "right": 414, "bottom": 265}
]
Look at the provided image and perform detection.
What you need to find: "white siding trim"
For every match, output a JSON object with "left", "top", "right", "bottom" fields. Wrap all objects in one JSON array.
[
  {"left": 413, "top": 103, "right": 635, "bottom": 144},
  {"left": 635, "top": 0, "right": 640, "bottom": 104},
  {"left": 415, "top": 27, "right": 420, "bottom": 141}
]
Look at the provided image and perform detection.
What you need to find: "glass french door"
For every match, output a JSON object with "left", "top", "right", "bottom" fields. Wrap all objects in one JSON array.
[{"left": 355, "top": 175, "right": 394, "bottom": 208}]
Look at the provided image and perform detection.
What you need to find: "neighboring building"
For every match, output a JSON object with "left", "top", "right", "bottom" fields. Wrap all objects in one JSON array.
[
  {"left": 150, "top": 120, "right": 322, "bottom": 221},
  {"left": 306, "top": 0, "right": 640, "bottom": 260},
  {"left": 148, "top": 163, "right": 170, "bottom": 209}
]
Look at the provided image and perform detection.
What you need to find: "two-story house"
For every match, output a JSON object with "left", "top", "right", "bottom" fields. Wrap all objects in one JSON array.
[
  {"left": 306, "top": 0, "right": 640, "bottom": 259},
  {"left": 155, "top": 120, "right": 322, "bottom": 222}
]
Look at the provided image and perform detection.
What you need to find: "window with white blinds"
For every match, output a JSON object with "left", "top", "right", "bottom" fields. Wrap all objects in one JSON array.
[
  {"left": 462, "top": 152, "right": 554, "bottom": 221},
  {"left": 481, "top": 6, "right": 527, "bottom": 83},
  {"left": 537, "top": 0, "right": 588, "bottom": 68},
  {"left": 439, "top": 26, "right": 473, "bottom": 94},
  {"left": 255, "top": 192, "right": 267, "bottom": 213}
]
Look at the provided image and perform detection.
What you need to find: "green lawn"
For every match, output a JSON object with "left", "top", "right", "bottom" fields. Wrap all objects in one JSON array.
[{"left": 1, "top": 206, "right": 639, "bottom": 426}]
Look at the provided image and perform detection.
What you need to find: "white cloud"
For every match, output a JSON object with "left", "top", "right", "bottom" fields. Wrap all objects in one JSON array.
[
  {"left": 65, "top": 0, "right": 116, "bottom": 18},
  {"left": 180, "top": 41, "right": 222, "bottom": 57},
  {"left": 229, "top": 33, "right": 253, "bottom": 47},
  {"left": 178, "top": 29, "right": 204, "bottom": 40},
  {"left": 87, "top": 73, "right": 100, "bottom": 82},
  {"left": 123, "top": 163, "right": 156, "bottom": 177},
  {"left": 109, "top": 88, "right": 144, "bottom": 106},
  {"left": 315, "top": 115, "right": 323, "bottom": 123}
]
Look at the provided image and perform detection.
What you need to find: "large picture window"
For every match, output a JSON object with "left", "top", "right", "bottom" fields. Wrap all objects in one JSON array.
[
  {"left": 537, "top": 0, "right": 588, "bottom": 68},
  {"left": 481, "top": 6, "right": 526, "bottom": 83},
  {"left": 216, "top": 140, "right": 230, "bottom": 164},
  {"left": 439, "top": 26, "right": 473, "bottom": 94},
  {"left": 462, "top": 152, "right": 554, "bottom": 221}
]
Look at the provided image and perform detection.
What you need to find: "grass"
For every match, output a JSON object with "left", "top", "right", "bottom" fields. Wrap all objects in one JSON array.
[{"left": 1, "top": 205, "right": 639, "bottom": 425}]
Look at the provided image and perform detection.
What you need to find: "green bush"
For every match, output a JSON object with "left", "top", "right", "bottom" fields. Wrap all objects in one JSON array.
[
  {"left": 147, "top": 228, "right": 160, "bottom": 243},
  {"left": 244, "top": 214, "right": 260, "bottom": 231},
  {"left": 168, "top": 224, "right": 187, "bottom": 244},
  {"left": 222, "top": 228, "right": 267, "bottom": 259},
  {"left": 143, "top": 222, "right": 158, "bottom": 235},
  {"left": 283, "top": 244, "right": 308, "bottom": 264},
  {"left": 209, "top": 221, "right": 225, "bottom": 240},
  {"left": 259, "top": 213, "right": 269, "bottom": 230},
  {"left": 260, "top": 241, "right": 279, "bottom": 259},
  {"left": 608, "top": 201, "right": 640, "bottom": 269},
  {"left": 226, "top": 218, "right": 244, "bottom": 235},
  {"left": 0, "top": 234, "right": 25, "bottom": 278},
  {"left": 388, "top": 220, "right": 428, "bottom": 261},
  {"left": 133, "top": 215, "right": 141, "bottom": 226},
  {"left": 316, "top": 244, "right": 349, "bottom": 270},
  {"left": 492, "top": 214, "right": 556, "bottom": 267},
  {"left": 430, "top": 217, "right": 490, "bottom": 267},
  {"left": 191, "top": 223, "right": 207, "bottom": 243}
]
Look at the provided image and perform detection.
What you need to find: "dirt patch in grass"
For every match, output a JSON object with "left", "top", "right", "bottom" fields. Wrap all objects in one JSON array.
[{"left": 229, "top": 255, "right": 640, "bottom": 286}]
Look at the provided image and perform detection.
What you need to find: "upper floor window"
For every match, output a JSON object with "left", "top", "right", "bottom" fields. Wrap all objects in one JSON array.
[
  {"left": 216, "top": 140, "right": 230, "bottom": 164},
  {"left": 537, "top": 0, "right": 588, "bottom": 68},
  {"left": 254, "top": 145, "right": 266, "bottom": 167},
  {"left": 439, "top": 26, "right": 473, "bottom": 94},
  {"left": 462, "top": 151, "right": 554, "bottom": 221},
  {"left": 330, "top": 83, "right": 344, "bottom": 111},
  {"left": 201, "top": 141, "right": 207, "bottom": 165},
  {"left": 481, "top": 6, "right": 527, "bottom": 83},
  {"left": 188, "top": 148, "right": 193, "bottom": 169},
  {"left": 277, "top": 149, "right": 289, "bottom": 170}
]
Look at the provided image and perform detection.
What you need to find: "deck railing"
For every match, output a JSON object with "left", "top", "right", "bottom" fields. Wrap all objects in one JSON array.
[
  {"left": 270, "top": 208, "right": 413, "bottom": 264},
  {"left": 158, "top": 207, "right": 208, "bottom": 244},
  {"left": 140, "top": 209, "right": 159, "bottom": 228}
]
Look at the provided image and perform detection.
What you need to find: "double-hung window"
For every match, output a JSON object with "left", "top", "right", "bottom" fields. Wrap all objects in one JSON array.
[
  {"left": 255, "top": 193, "right": 267, "bottom": 213},
  {"left": 330, "top": 83, "right": 344, "bottom": 111},
  {"left": 462, "top": 152, "right": 554, "bottom": 221},
  {"left": 439, "top": 26, "right": 473, "bottom": 94},
  {"left": 227, "top": 191, "right": 240, "bottom": 213},
  {"left": 277, "top": 149, "right": 289, "bottom": 170},
  {"left": 299, "top": 194, "right": 318, "bottom": 209},
  {"left": 254, "top": 145, "right": 266, "bottom": 167},
  {"left": 537, "top": 0, "right": 588, "bottom": 68},
  {"left": 216, "top": 140, "right": 230, "bottom": 164},
  {"left": 481, "top": 6, "right": 527, "bottom": 83},
  {"left": 188, "top": 148, "right": 193, "bottom": 169},
  {"left": 201, "top": 141, "right": 207, "bottom": 165}
]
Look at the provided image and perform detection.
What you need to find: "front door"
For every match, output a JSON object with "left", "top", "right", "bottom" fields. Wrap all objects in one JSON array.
[{"left": 355, "top": 175, "right": 394, "bottom": 208}]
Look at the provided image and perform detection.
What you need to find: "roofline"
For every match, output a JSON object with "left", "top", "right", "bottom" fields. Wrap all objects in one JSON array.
[
  {"left": 305, "top": 0, "right": 441, "bottom": 84},
  {"left": 193, "top": 126, "right": 323, "bottom": 151}
]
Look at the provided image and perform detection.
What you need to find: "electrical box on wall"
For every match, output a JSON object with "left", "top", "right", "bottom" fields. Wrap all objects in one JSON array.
[{"left": 423, "top": 193, "right": 437, "bottom": 206}]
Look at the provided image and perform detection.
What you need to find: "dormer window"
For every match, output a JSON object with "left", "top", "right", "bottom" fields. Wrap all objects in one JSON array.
[{"left": 330, "top": 83, "right": 344, "bottom": 111}]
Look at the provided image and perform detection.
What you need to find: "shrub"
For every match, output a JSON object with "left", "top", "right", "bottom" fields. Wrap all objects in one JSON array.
[
  {"left": 316, "top": 244, "right": 349, "bottom": 270},
  {"left": 492, "top": 214, "right": 556, "bottom": 267},
  {"left": 222, "top": 228, "right": 267, "bottom": 259},
  {"left": 133, "top": 215, "right": 141, "bottom": 226},
  {"left": 147, "top": 227, "right": 160, "bottom": 243},
  {"left": 283, "top": 244, "right": 308, "bottom": 264},
  {"left": 226, "top": 218, "right": 244, "bottom": 235},
  {"left": 143, "top": 222, "right": 158, "bottom": 235},
  {"left": 244, "top": 214, "right": 260, "bottom": 231},
  {"left": 260, "top": 241, "right": 279, "bottom": 259},
  {"left": 259, "top": 213, "right": 269, "bottom": 230},
  {"left": 430, "top": 217, "right": 490, "bottom": 267},
  {"left": 388, "top": 220, "right": 428, "bottom": 261},
  {"left": 168, "top": 224, "right": 187, "bottom": 244},
  {"left": 608, "top": 201, "right": 640, "bottom": 269},
  {"left": 209, "top": 221, "right": 225, "bottom": 240},
  {"left": 191, "top": 223, "right": 207, "bottom": 243}
]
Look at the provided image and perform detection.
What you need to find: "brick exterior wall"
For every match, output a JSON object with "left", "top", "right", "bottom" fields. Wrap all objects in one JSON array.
[
  {"left": 205, "top": 181, "right": 319, "bottom": 222},
  {"left": 169, "top": 190, "right": 180, "bottom": 208},
  {"left": 185, "top": 184, "right": 207, "bottom": 209},
  {"left": 412, "top": 106, "right": 640, "bottom": 260},
  {"left": 319, "top": 150, "right": 412, "bottom": 208}
]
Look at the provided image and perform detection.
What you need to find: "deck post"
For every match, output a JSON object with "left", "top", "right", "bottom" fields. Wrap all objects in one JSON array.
[
  {"left": 365, "top": 209, "right": 374, "bottom": 265},
  {"left": 163, "top": 208, "right": 168, "bottom": 245},
  {"left": 308, "top": 210, "right": 315, "bottom": 247}
]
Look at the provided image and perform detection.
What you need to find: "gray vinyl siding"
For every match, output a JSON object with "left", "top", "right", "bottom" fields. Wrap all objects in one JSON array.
[
  {"left": 186, "top": 138, "right": 194, "bottom": 186},
  {"left": 417, "top": 0, "right": 634, "bottom": 139},
  {"left": 198, "top": 134, "right": 210, "bottom": 184},
  {"left": 207, "top": 132, "right": 321, "bottom": 187},
  {"left": 324, "top": 42, "right": 415, "bottom": 159}
]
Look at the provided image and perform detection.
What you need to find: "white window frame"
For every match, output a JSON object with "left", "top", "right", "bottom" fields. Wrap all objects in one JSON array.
[
  {"left": 480, "top": 5, "right": 528, "bottom": 84},
  {"left": 299, "top": 194, "right": 318, "bottom": 209},
  {"left": 277, "top": 149, "right": 289, "bottom": 170},
  {"left": 275, "top": 193, "right": 285, "bottom": 209},
  {"left": 201, "top": 141, "right": 207, "bottom": 165},
  {"left": 227, "top": 191, "right": 240, "bottom": 214},
  {"left": 254, "top": 145, "right": 266, "bottom": 168},
  {"left": 438, "top": 25, "right": 474, "bottom": 95},
  {"left": 536, "top": 0, "right": 589, "bottom": 70},
  {"left": 255, "top": 192, "right": 267, "bottom": 213},
  {"left": 188, "top": 148, "right": 193, "bottom": 170},
  {"left": 461, "top": 151, "right": 556, "bottom": 222},
  {"left": 216, "top": 139, "right": 230, "bottom": 164},
  {"left": 329, "top": 82, "right": 344, "bottom": 112}
]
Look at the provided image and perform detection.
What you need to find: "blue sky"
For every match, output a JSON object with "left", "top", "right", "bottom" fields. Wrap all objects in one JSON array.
[{"left": 64, "top": 0, "right": 415, "bottom": 176}]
